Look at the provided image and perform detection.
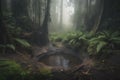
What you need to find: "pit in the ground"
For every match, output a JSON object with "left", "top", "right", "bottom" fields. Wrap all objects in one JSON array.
[{"left": 39, "top": 53, "right": 82, "bottom": 70}]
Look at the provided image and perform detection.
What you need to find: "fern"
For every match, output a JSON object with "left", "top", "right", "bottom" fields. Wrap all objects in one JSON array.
[
  {"left": 6, "top": 44, "right": 15, "bottom": 51},
  {"left": 14, "top": 38, "right": 31, "bottom": 48},
  {"left": 0, "top": 44, "right": 15, "bottom": 51},
  {"left": 88, "top": 31, "right": 120, "bottom": 55},
  {"left": 111, "top": 37, "right": 120, "bottom": 43},
  {"left": 0, "top": 60, "right": 22, "bottom": 75},
  {"left": 96, "top": 41, "right": 107, "bottom": 53}
]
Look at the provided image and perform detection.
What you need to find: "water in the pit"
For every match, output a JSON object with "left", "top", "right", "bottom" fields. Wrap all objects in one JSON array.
[{"left": 39, "top": 54, "right": 82, "bottom": 69}]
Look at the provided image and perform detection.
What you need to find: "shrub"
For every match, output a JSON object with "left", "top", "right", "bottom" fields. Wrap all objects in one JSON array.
[
  {"left": 0, "top": 60, "right": 23, "bottom": 80},
  {"left": 0, "top": 60, "right": 53, "bottom": 80},
  {"left": 88, "top": 31, "right": 120, "bottom": 55}
]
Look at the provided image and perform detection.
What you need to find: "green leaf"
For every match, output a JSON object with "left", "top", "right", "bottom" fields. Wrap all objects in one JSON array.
[
  {"left": 96, "top": 41, "right": 107, "bottom": 53},
  {"left": 14, "top": 38, "right": 31, "bottom": 47},
  {"left": 111, "top": 31, "right": 120, "bottom": 37},
  {"left": 0, "top": 60, "right": 22, "bottom": 75},
  {"left": 6, "top": 44, "right": 15, "bottom": 51},
  {"left": 98, "top": 35, "right": 106, "bottom": 39},
  {"left": 89, "top": 37, "right": 99, "bottom": 42},
  {"left": 69, "top": 39, "right": 76, "bottom": 45}
]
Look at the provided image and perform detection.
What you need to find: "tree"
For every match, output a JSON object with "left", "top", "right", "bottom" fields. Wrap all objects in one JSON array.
[
  {"left": 0, "top": 0, "right": 11, "bottom": 45},
  {"left": 99, "top": 0, "right": 120, "bottom": 31},
  {"left": 0, "top": 0, "right": 6, "bottom": 45},
  {"left": 41, "top": 0, "right": 51, "bottom": 45},
  {"left": 84, "top": 0, "right": 104, "bottom": 32},
  {"left": 59, "top": 0, "right": 63, "bottom": 30}
]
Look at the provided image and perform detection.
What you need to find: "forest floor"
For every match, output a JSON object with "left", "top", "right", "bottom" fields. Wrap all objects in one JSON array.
[
  {"left": 0, "top": 43, "right": 120, "bottom": 80},
  {"left": 34, "top": 43, "right": 120, "bottom": 80}
]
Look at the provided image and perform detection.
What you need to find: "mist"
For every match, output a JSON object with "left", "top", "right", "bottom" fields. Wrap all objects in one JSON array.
[
  {"left": 1, "top": 0, "right": 120, "bottom": 80},
  {"left": 49, "top": 0, "right": 103, "bottom": 33}
]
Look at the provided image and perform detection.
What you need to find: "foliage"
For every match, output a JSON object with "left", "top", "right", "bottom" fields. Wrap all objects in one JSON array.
[
  {"left": 3, "top": 12, "right": 22, "bottom": 37},
  {"left": 0, "top": 12, "right": 31, "bottom": 53},
  {"left": 0, "top": 60, "right": 23, "bottom": 80},
  {"left": 14, "top": 38, "right": 31, "bottom": 48},
  {"left": 0, "top": 60, "right": 53, "bottom": 80},
  {"left": 62, "top": 31, "right": 88, "bottom": 49},
  {"left": 39, "top": 67, "right": 52, "bottom": 76},
  {"left": 50, "top": 30, "right": 120, "bottom": 56},
  {"left": 50, "top": 31, "right": 89, "bottom": 50},
  {"left": 49, "top": 32, "right": 66, "bottom": 42},
  {"left": 0, "top": 38, "right": 31, "bottom": 53},
  {"left": 0, "top": 44, "right": 15, "bottom": 51},
  {"left": 88, "top": 31, "right": 120, "bottom": 55}
]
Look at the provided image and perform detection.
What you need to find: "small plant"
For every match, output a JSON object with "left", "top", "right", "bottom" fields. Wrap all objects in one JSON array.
[
  {"left": 49, "top": 31, "right": 89, "bottom": 50},
  {"left": 14, "top": 38, "right": 31, "bottom": 48},
  {"left": 62, "top": 31, "right": 89, "bottom": 50},
  {"left": 88, "top": 31, "right": 120, "bottom": 55},
  {"left": 0, "top": 44, "right": 15, "bottom": 51},
  {"left": 0, "top": 60, "right": 23, "bottom": 80},
  {"left": 0, "top": 60, "right": 53, "bottom": 80},
  {"left": 49, "top": 32, "right": 67, "bottom": 42},
  {"left": 0, "top": 38, "right": 31, "bottom": 54},
  {"left": 0, "top": 12, "right": 31, "bottom": 54}
]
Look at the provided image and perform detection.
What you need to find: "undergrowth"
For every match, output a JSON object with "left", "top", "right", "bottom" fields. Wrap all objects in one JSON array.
[
  {"left": 50, "top": 31, "right": 120, "bottom": 56},
  {"left": 0, "top": 60, "right": 53, "bottom": 80}
]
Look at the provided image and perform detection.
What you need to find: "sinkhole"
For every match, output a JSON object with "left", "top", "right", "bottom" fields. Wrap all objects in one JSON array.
[{"left": 38, "top": 53, "right": 82, "bottom": 70}]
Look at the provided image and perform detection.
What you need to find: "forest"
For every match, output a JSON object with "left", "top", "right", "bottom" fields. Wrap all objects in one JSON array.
[{"left": 0, "top": 0, "right": 120, "bottom": 80}]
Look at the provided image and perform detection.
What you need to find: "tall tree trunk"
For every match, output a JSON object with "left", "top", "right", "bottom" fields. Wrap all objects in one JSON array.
[
  {"left": 0, "top": 0, "right": 9, "bottom": 45},
  {"left": 92, "top": 0, "right": 104, "bottom": 33},
  {"left": 99, "top": 0, "right": 120, "bottom": 31},
  {"left": 41, "top": 0, "right": 51, "bottom": 45},
  {"left": 0, "top": 0, "right": 10, "bottom": 53},
  {"left": 84, "top": 0, "right": 90, "bottom": 31},
  {"left": 59, "top": 0, "right": 63, "bottom": 31},
  {"left": 0, "top": 5, "right": 5, "bottom": 45},
  {"left": 38, "top": 0, "right": 41, "bottom": 26}
]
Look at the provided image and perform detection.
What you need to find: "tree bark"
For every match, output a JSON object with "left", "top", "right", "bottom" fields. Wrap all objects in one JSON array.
[
  {"left": 91, "top": 0, "right": 104, "bottom": 33},
  {"left": 0, "top": 0, "right": 11, "bottom": 53},
  {"left": 99, "top": 0, "right": 120, "bottom": 31},
  {"left": 41, "top": 0, "right": 51, "bottom": 45},
  {"left": 0, "top": 0, "right": 7, "bottom": 45},
  {"left": 59, "top": 0, "right": 63, "bottom": 30}
]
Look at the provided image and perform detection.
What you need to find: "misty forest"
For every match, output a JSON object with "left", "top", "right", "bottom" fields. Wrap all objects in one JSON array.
[{"left": 0, "top": 0, "right": 120, "bottom": 80}]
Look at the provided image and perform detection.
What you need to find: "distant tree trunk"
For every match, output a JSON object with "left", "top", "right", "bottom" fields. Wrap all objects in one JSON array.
[
  {"left": 84, "top": 0, "right": 104, "bottom": 32},
  {"left": 0, "top": 6, "right": 5, "bottom": 45},
  {"left": 49, "top": 0, "right": 58, "bottom": 32},
  {"left": 0, "top": 0, "right": 8, "bottom": 45},
  {"left": 73, "top": 0, "right": 79, "bottom": 29},
  {"left": 0, "top": 0, "right": 12, "bottom": 53},
  {"left": 59, "top": 0, "right": 63, "bottom": 30},
  {"left": 84, "top": 0, "right": 91, "bottom": 31},
  {"left": 92, "top": 0, "right": 104, "bottom": 33},
  {"left": 99, "top": 0, "right": 120, "bottom": 31},
  {"left": 11, "top": 0, "right": 28, "bottom": 17},
  {"left": 38, "top": 0, "right": 41, "bottom": 26}
]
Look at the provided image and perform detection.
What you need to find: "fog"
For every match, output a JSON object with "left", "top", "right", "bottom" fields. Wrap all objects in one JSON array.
[{"left": 49, "top": 0, "right": 103, "bottom": 33}]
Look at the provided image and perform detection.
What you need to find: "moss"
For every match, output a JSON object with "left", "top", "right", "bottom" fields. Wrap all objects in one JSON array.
[
  {"left": 0, "top": 60, "right": 54, "bottom": 80},
  {"left": 39, "top": 67, "right": 53, "bottom": 77}
]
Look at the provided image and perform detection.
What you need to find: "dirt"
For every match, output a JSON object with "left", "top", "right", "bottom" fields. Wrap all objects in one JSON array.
[{"left": 0, "top": 45, "right": 120, "bottom": 80}]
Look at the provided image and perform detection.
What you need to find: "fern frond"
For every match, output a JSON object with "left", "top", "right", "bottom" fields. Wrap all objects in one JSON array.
[
  {"left": 96, "top": 41, "right": 107, "bottom": 53},
  {"left": 6, "top": 44, "right": 15, "bottom": 51},
  {"left": 14, "top": 38, "right": 31, "bottom": 47}
]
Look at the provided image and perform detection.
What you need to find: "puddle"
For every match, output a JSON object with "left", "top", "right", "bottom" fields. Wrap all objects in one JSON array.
[{"left": 39, "top": 53, "right": 82, "bottom": 69}]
